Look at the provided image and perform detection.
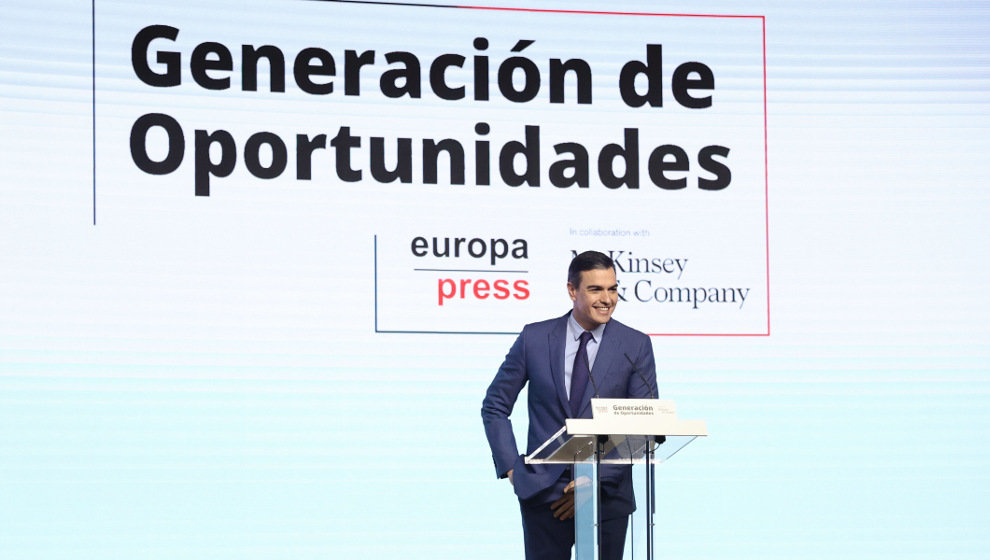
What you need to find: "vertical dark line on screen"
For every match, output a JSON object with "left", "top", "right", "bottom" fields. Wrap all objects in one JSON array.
[
  {"left": 374, "top": 235, "right": 380, "bottom": 332},
  {"left": 92, "top": 0, "right": 97, "bottom": 225}
]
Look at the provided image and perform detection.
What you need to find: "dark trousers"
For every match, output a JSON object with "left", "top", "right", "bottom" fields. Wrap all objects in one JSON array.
[{"left": 519, "top": 479, "right": 629, "bottom": 560}]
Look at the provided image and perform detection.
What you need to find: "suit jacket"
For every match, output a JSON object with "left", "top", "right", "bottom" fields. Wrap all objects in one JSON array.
[{"left": 482, "top": 312, "right": 658, "bottom": 506}]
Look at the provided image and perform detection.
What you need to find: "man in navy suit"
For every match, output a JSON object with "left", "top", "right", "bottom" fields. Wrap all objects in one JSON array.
[{"left": 482, "top": 250, "right": 658, "bottom": 560}]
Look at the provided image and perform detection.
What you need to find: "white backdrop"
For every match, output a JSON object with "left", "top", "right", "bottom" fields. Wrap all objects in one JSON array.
[{"left": 1, "top": 1, "right": 988, "bottom": 559}]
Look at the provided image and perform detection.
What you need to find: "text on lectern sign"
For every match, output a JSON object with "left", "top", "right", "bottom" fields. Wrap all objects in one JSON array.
[{"left": 590, "top": 399, "right": 677, "bottom": 419}]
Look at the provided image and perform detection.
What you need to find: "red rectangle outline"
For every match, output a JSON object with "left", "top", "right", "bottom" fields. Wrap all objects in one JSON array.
[
  {"left": 458, "top": 6, "right": 770, "bottom": 337},
  {"left": 328, "top": 2, "right": 771, "bottom": 337}
]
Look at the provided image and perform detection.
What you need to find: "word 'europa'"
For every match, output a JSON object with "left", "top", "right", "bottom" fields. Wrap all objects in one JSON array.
[{"left": 411, "top": 236, "right": 527, "bottom": 266}]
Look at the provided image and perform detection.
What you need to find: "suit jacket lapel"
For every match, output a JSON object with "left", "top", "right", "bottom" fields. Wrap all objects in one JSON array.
[{"left": 548, "top": 315, "right": 570, "bottom": 415}]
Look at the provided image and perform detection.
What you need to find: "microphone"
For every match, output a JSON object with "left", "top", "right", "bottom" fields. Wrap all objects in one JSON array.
[
  {"left": 625, "top": 352, "right": 664, "bottom": 447},
  {"left": 625, "top": 352, "right": 657, "bottom": 399}
]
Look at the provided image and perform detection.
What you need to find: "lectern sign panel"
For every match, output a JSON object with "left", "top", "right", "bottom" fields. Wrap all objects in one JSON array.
[{"left": 591, "top": 398, "right": 677, "bottom": 419}]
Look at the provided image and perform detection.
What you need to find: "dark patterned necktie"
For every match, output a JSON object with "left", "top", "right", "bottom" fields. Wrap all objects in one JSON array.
[{"left": 569, "top": 331, "right": 594, "bottom": 416}]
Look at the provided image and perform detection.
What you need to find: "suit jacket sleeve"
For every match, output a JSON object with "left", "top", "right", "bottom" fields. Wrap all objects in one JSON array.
[{"left": 481, "top": 330, "right": 528, "bottom": 478}]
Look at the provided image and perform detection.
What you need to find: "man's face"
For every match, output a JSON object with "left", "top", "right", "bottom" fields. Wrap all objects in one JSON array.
[{"left": 568, "top": 267, "right": 619, "bottom": 331}]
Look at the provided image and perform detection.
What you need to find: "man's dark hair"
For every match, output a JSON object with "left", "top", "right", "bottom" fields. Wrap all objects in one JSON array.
[{"left": 567, "top": 251, "right": 615, "bottom": 287}]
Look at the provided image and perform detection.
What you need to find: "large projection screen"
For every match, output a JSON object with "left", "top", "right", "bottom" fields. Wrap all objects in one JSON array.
[{"left": 1, "top": 1, "right": 988, "bottom": 559}]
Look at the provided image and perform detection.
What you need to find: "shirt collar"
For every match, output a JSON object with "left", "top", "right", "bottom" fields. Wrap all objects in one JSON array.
[{"left": 567, "top": 312, "right": 607, "bottom": 343}]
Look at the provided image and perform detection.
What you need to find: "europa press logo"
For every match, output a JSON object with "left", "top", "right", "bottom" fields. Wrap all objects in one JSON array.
[
  {"left": 372, "top": 232, "right": 538, "bottom": 333},
  {"left": 408, "top": 235, "right": 531, "bottom": 306}
]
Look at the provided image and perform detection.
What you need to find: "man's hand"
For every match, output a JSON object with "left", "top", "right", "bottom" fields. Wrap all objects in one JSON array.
[
  {"left": 507, "top": 469, "right": 514, "bottom": 486},
  {"left": 550, "top": 480, "right": 577, "bottom": 520},
  {"left": 550, "top": 475, "right": 591, "bottom": 520}
]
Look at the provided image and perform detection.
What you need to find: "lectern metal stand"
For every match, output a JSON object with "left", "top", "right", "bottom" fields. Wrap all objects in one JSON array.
[{"left": 526, "top": 399, "right": 707, "bottom": 560}]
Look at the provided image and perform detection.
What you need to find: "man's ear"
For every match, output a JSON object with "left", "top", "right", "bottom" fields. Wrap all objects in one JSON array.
[{"left": 567, "top": 281, "right": 578, "bottom": 301}]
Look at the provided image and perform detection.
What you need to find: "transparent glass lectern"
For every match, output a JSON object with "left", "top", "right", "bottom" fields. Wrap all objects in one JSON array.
[{"left": 526, "top": 399, "right": 707, "bottom": 560}]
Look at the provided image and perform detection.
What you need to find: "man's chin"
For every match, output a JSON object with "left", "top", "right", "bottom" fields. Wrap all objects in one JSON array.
[{"left": 593, "top": 311, "right": 613, "bottom": 323}]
